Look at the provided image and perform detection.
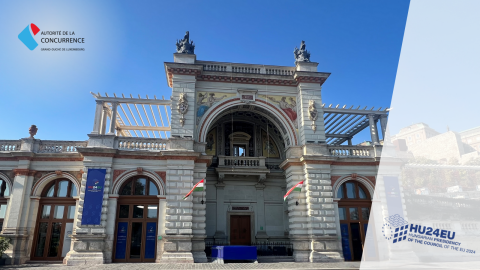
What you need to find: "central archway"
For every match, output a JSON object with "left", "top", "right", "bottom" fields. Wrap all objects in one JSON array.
[{"left": 197, "top": 98, "right": 298, "bottom": 146}]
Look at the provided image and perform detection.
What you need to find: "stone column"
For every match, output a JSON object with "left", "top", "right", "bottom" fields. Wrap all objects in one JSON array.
[
  {"left": 284, "top": 163, "right": 310, "bottom": 262},
  {"left": 191, "top": 162, "right": 207, "bottom": 262},
  {"left": 160, "top": 160, "right": 195, "bottom": 263},
  {"left": 333, "top": 199, "right": 342, "bottom": 246},
  {"left": 156, "top": 198, "right": 166, "bottom": 263},
  {"left": 107, "top": 102, "right": 119, "bottom": 135},
  {"left": 295, "top": 61, "right": 328, "bottom": 145},
  {"left": 104, "top": 195, "right": 118, "bottom": 263},
  {"left": 380, "top": 115, "right": 388, "bottom": 141},
  {"left": 303, "top": 162, "right": 342, "bottom": 262},
  {"left": 64, "top": 167, "right": 111, "bottom": 266},
  {"left": 255, "top": 181, "right": 268, "bottom": 241},
  {"left": 368, "top": 114, "right": 380, "bottom": 145},
  {"left": 92, "top": 100, "right": 105, "bottom": 134},
  {"left": 213, "top": 179, "right": 226, "bottom": 242},
  {"left": 100, "top": 105, "right": 108, "bottom": 135},
  {"left": 1, "top": 168, "right": 35, "bottom": 265}
]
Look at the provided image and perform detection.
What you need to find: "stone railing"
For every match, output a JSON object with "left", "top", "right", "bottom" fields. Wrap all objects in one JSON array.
[
  {"left": 327, "top": 145, "right": 373, "bottom": 158},
  {"left": 116, "top": 137, "right": 168, "bottom": 151},
  {"left": 38, "top": 141, "right": 88, "bottom": 153},
  {"left": 0, "top": 140, "right": 21, "bottom": 151},
  {"left": 218, "top": 155, "right": 266, "bottom": 167},
  {"left": 201, "top": 62, "right": 296, "bottom": 76}
]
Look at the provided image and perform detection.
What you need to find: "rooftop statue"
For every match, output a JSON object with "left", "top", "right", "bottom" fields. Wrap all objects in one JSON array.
[
  {"left": 176, "top": 31, "right": 195, "bottom": 54},
  {"left": 294, "top": 40, "right": 311, "bottom": 62}
]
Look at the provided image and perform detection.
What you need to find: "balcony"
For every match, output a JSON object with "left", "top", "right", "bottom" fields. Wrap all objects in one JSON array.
[
  {"left": 217, "top": 155, "right": 267, "bottom": 168},
  {"left": 327, "top": 145, "right": 381, "bottom": 158},
  {"left": 0, "top": 139, "right": 87, "bottom": 153}
]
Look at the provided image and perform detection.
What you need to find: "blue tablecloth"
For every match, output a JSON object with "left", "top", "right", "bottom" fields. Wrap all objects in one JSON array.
[{"left": 211, "top": 246, "right": 257, "bottom": 261}]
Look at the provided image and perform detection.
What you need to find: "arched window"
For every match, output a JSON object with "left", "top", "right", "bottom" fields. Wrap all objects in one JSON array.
[
  {"left": 337, "top": 181, "right": 369, "bottom": 200},
  {"left": 32, "top": 179, "right": 77, "bottom": 261},
  {"left": 43, "top": 179, "right": 77, "bottom": 197},
  {"left": 119, "top": 176, "right": 159, "bottom": 196},
  {"left": 0, "top": 178, "right": 10, "bottom": 232}
]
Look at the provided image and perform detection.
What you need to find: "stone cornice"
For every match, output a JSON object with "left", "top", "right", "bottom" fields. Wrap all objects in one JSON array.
[{"left": 280, "top": 156, "right": 380, "bottom": 170}]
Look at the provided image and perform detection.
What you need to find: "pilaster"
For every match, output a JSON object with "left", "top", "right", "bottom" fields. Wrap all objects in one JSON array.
[
  {"left": 160, "top": 159, "right": 195, "bottom": 263},
  {"left": 191, "top": 162, "right": 208, "bottom": 263},
  {"left": 255, "top": 182, "right": 268, "bottom": 240},
  {"left": 213, "top": 179, "right": 226, "bottom": 242}
]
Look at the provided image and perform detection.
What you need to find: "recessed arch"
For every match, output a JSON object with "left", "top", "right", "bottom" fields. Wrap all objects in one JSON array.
[
  {"left": 198, "top": 97, "right": 298, "bottom": 146},
  {"left": 32, "top": 172, "right": 80, "bottom": 197},
  {"left": 333, "top": 175, "right": 375, "bottom": 199},
  {"left": 112, "top": 169, "right": 166, "bottom": 195}
]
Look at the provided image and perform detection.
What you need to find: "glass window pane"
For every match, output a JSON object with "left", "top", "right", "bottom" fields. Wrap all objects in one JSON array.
[
  {"left": 134, "top": 178, "right": 147, "bottom": 195},
  {"left": 337, "top": 186, "right": 344, "bottom": 199},
  {"left": 0, "top": 204, "right": 6, "bottom": 219},
  {"left": 130, "top": 222, "right": 143, "bottom": 258},
  {"left": 70, "top": 183, "right": 77, "bottom": 197},
  {"left": 133, "top": 205, "right": 143, "bottom": 218},
  {"left": 53, "top": 206, "right": 64, "bottom": 219},
  {"left": 67, "top": 205, "right": 76, "bottom": 219},
  {"left": 47, "top": 222, "right": 62, "bottom": 257},
  {"left": 57, "top": 181, "right": 69, "bottom": 197},
  {"left": 119, "top": 205, "right": 129, "bottom": 218},
  {"left": 0, "top": 180, "right": 9, "bottom": 197},
  {"left": 148, "top": 181, "right": 159, "bottom": 196},
  {"left": 147, "top": 205, "right": 158, "bottom": 218},
  {"left": 35, "top": 222, "right": 49, "bottom": 257},
  {"left": 346, "top": 183, "right": 356, "bottom": 198},
  {"left": 120, "top": 181, "right": 132, "bottom": 195},
  {"left": 46, "top": 185, "right": 55, "bottom": 197},
  {"left": 42, "top": 205, "right": 51, "bottom": 219},
  {"left": 359, "top": 186, "right": 367, "bottom": 199},
  {"left": 349, "top": 207, "right": 359, "bottom": 220},
  {"left": 339, "top": 207, "right": 346, "bottom": 220},
  {"left": 362, "top": 207, "right": 370, "bottom": 220}
]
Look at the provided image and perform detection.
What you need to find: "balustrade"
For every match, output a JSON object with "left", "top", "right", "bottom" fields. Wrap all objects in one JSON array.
[
  {"left": 117, "top": 137, "right": 168, "bottom": 151},
  {"left": 38, "top": 141, "right": 87, "bottom": 153},
  {"left": 218, "top": 155, "right": 266, "bottom": 167},
  {"left": 327, "top": 146, "right": 373, "bottom": 157},
  {"left": 0, "top": 140, "right": 21, "bottom": 151}
]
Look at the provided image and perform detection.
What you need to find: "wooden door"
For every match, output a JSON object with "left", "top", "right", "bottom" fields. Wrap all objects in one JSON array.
[{"left": 230, "top": 215, "right": 251, "bottom": 245}]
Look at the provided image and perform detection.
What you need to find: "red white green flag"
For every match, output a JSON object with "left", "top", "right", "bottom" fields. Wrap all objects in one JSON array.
[
  {"left": 183, "top": 179, "right": 205, "bottom": 200},
  {"left": 283, "top": 180, "right": 304, "bottom": 201}
]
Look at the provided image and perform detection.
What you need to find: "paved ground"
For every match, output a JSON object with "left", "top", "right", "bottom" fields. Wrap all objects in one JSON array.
[{"left": 0, "top": 262, "right": 360, "bottom": 270}]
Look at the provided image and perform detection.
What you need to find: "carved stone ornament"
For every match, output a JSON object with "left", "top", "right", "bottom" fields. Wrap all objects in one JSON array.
[
  {"left": 137, "top": 167, "right": 143, "bottom": 174},
  {"left": 177, "top": 93, "right": 189, "bottom": 127},
  {"left": 238, "top": 89, "right": 257, "bottom": 104},
  {"left": 29, "top": 125, "right": 38, "bottom": 138},
  {"left": 308, "top": 100, "right": 319, "bottom": 132},
  {"left": 294, "top": 40, "right": 311, "bottom": 62},
  {"left": 176, "top": 31, "right": 195, "bottom": 54}
]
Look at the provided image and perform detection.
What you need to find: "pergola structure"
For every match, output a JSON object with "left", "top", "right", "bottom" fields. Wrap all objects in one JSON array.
[
  {"left": 90, "top": 92, "right": 172, "bottom": 138},
  {"left": 322, "top": 104, "right": 389, "bottom": 145}
]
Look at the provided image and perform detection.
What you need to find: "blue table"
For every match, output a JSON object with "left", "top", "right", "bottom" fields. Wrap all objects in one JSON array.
[{"left": 211, "top": 246, "right": 257, "bottom": 264}]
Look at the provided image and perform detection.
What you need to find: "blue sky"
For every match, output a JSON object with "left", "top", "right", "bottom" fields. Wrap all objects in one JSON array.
[{"left": 0, "top": 0, "right": 410, "bottom": 142}]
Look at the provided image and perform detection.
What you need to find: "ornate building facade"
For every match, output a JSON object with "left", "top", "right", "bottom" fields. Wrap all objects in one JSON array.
[{"left": 0, "top": 36, "right": 388, "bottom": 265}]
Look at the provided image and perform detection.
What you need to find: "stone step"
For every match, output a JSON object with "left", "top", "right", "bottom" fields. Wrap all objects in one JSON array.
[{"left": 257, "top": 256, "right": 295, "bottom": 263}]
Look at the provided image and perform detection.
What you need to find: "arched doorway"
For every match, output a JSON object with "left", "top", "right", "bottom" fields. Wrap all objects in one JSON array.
[
  {"left": 113, "top": 176, "right": 159, "bottom": 263},
  {"left": 31, "top": 179, "right": 77, "bottom": 261},
  {"left": 337, "top": 181, "right": 371, "bottom": 261}
]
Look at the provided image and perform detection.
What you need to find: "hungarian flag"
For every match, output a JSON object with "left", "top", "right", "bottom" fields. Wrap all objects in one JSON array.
[
  {"left": 284, "top": 180, "right": 304, "bottom": 201},
  {"left": 183, "top": 179, "right": 205, "bottom": 200}
]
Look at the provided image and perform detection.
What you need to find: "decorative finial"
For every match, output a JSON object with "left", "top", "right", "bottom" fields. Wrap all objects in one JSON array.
[
  {"left": 175, "top": 31, "right": 195, "bottom": 54},
  {"left": 294, "top": 40, "right": 311, "bottom": 62},
  {"left": 29, "top": 125, "right": 38, "bottom": 138}
]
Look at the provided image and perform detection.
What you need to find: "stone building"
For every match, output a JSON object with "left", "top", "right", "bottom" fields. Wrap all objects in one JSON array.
[{"left": 0, "top": 35, "right": 388, "bottom": 265}]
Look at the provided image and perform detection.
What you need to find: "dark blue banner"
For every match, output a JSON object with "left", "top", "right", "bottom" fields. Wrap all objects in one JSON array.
[
  {"left": 81, "top": 168, "right": 106, "bottom": 225},
  {"left": 115, "top": 222, "right": 128, "bottom": 259},
  {"left": 384, "top": 176, "right": 404, "bottom": 217},
  {"left": 145, "top": 222, "right": 156, "bottom": 259}
]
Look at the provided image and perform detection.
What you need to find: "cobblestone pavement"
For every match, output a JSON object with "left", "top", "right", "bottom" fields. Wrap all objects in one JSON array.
[{"left": 0, "top": 262, "right": 360, "bottom": 270}]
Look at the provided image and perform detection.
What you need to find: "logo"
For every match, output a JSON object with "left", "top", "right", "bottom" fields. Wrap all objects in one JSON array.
[
  {"left": 382, "top": 214, "right": 409, "bottom": 244},
  {"left": 18, "top": 23, "right": 40, "bottom": 50},
  {"left": 87, "top": 180, "right": 103, "bottom": 192}
]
